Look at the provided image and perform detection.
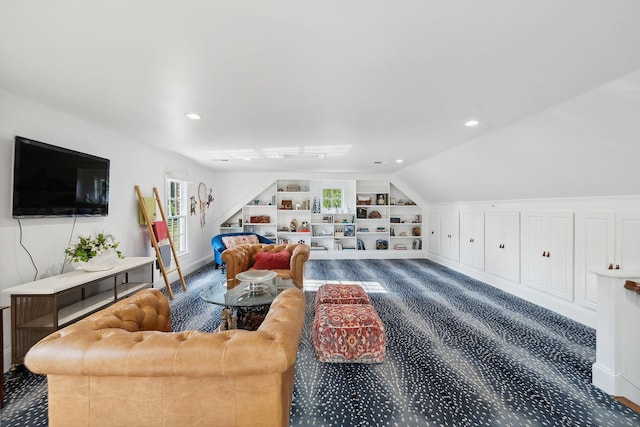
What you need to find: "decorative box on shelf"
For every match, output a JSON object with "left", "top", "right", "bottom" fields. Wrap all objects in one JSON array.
[
  {"left": 357, "top": 195, "right": 372, "bottom": 205},
  {"left": 250, "top": 215, "right": 270, "bottom": 223}
]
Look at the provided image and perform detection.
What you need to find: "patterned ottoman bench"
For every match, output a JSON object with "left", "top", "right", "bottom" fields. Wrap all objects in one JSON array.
[
  {"left": 315, "top": 283, "right": 371, "bottom": 309},
  {"left": 313, "top": 302, "right": 386, "bottom": 363}
]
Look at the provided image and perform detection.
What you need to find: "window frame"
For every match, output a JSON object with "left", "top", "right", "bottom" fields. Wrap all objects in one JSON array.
[
  {"left": 165, "top": 177, "right": 188, "bottom": 255},
  {"left": 321, "top": 187, "right": 343, "bottom": 212}
]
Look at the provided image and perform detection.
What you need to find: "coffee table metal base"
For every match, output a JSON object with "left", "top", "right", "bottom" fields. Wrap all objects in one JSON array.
[{"left": 204, "top": 276, "right": 294, "bottom": 331}]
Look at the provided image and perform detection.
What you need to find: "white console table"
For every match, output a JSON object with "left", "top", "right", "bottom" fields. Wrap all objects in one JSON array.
[
  {"left": 3, "top": 257, "right": 154, "bottom": 366},
  {"left": 592, "top": 269, "right": 640, "bottom": 405}
]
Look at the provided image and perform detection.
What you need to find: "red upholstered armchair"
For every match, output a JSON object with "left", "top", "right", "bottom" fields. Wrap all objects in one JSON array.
[{"left": 222, "top": 243, "right": 310, "bottom": 289}]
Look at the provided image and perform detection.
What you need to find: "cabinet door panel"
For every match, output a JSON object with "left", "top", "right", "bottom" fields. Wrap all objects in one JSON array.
[
  {"left": 502, "top": 212, "right": 521, "bottom": 283},
  {"left": 574, "top": 213, "right": 615, "bottom": 310},
  {"left": 485, "top": 211, "right": 519, "bottom": 282},
  {"left": 470, "top": 211, "right": 485, "bottom": 270},
  {"left": 460, "top": 211, "right": 484, "bottom": 270},
  {"left": 441, "top": 211, "right": 459, "bottom": 261},
  {"left": 460, "top": 212, "right": 473, "bottom": 267},
  {"left": 523, "top": 213, "right": 546, "bottom": 291},
  {"left": 617, "top": 214, "right": 640, "bottom": 270},
  {"left": 428, "top": 212, "right": 440, "bottom": 254},
  {"left": 484, "top": 213, "right": 503, "bottom": 276},
  {"left": 440, "top": 213, "right": 451, "bottom": 258},
  {"left": 547, "top": 213, "right": 574, "bottom": 300}
]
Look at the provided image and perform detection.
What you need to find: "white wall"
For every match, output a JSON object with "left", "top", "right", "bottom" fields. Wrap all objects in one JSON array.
[
  {"left": 0, "top": 89, "right": 223, "bottom": 370},
  {"left": 397, "top": 70, "right": 640, "bottom": 203}
]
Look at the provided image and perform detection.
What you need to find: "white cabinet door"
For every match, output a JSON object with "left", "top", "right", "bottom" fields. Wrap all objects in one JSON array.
[
  {"left": 522, "top": 212, "right": 546, "bottom": 291},
  {"left": 486, "top": 211, "right": 520, "bottom": 283},
  {"left": 546, "top": 212, "right": 574, "bottom": 300},
  {"left": 485, "top": 212, "right": 503, "bottom": 278},
  {"left": 522, "top": 212, "right": 574, "bottom": 300},
  {"left": 616, "top": 213, "right": 640, "bottom": 270},
  {"left": 440, "top": 211, "right": 459, "bottom": 261},
  {"left": 428, "top": 212, "right": 440, "bottom": 254},
  {"left": 575, "top": 213, "right": 640, "bottom": 311},
  {"left": 460, "top": 211, "right": 484, "bottom": 270},
  {"left": 574, "top": 213, "right": 615, "bottom": 310},
  {"left": 501, "top": 212, "right": 521, "bottom": 283}
]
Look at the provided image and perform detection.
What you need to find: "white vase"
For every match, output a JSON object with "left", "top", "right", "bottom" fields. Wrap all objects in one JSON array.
[{"left": 76, "top": 250, "right": 120, "bottom": 272}]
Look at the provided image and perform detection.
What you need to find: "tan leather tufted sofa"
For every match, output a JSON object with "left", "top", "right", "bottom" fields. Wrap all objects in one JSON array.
[
  {"left": 24, "top": 287, "right": 306, "bottom": 427},
  {"left": 222, "top": 243, "right": 310, "bottom": 290}
]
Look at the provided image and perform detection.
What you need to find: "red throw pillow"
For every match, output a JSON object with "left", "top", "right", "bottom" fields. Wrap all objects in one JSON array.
[{"left": 252, "top": 251, "right": 291, "bottom": 270}]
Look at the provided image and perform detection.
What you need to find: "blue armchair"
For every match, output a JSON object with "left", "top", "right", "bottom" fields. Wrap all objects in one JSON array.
[{"left": 211, "top": 232, "right": 274, "bottom": 270}]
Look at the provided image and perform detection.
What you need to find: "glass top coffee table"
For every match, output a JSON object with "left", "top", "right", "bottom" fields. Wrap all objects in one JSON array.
[{"left": 200, "top": 271, "right": 293, "bottom": 330}]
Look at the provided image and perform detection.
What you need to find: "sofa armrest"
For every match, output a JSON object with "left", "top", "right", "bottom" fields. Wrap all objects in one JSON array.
[
  {"left": 290, "top": 244, "right": 310, "bottom": 288},
  {"left": 25, "top": 288, "right": 305, "bottom": 378},
  {"left": 221, "top": 245, "right": 252, "bottom": 288},
  {"left": 60, "top": 288, "right": 171, "bottom": 335}
]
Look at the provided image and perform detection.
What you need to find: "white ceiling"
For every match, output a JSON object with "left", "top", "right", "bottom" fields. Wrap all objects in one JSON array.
[{"left": 1, "top": 1, "right": 639, "bottom": 174}]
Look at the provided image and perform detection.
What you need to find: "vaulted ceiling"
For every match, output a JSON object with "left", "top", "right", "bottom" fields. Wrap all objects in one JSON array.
[{"left": 1, "top": 1, "right": 639, "bottom": 175}]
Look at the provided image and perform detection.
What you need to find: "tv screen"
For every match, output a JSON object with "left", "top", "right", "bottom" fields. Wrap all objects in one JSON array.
[{"left": 12, "top": 136, "right": 110, "bottom": 218}]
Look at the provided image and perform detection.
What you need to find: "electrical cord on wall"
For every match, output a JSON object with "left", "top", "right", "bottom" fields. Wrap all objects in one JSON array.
[
  {"left": 17, "top": 218, "right": 38, "bottom": 281},
  {"left": 61, "top": 216, "right": 78, "bottom": 274},
  {"left": 16, "top": 216, "right": 79, "bottom": 280}
]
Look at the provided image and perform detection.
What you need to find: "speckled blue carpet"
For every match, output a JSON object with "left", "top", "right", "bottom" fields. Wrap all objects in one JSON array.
[{"left": 2, "top": 259, "right": 639, "bottom": 426}]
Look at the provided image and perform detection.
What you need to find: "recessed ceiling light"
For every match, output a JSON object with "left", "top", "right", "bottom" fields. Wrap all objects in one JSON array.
[
  {"left": 373, "top": 161, "right": 389, "bottom": 165},
  {"left": 186, "top": 113, "right": 201, "bottom": 120},
  {"left": 465, "top": 119, "right": 479, "bottom": 127},
  {"left": 396, "top": 159, "right": 403, "bottom": 163}
]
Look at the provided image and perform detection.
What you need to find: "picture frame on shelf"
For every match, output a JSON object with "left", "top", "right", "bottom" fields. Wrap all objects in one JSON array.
[
  {"left": 281, "top": 200, "right": 293, "bottom": 210},
  {"left": 376, "top": 194, "right": 387, "bottom": 205},
  {"left": 376, "top": 239, "right": 388, "bottom": 250},
  {"left": 344, "top": 225, "right": 354, "bottom": 237},
  {"left": 357, "top": 207, "right": 367, "bottom": 219}
]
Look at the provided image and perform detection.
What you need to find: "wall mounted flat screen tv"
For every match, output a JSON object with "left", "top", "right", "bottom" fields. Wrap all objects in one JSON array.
[{"left": 12, "top": 136, "right": 110, "bottom": 218}]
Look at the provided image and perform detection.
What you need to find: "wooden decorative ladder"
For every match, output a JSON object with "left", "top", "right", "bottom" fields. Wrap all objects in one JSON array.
[{"left": 135, "top": 185, "right": 187, "bottom": 299}]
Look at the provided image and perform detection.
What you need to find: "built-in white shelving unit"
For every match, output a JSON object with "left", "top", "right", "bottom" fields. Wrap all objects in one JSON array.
[{"left": 220, "top": 179, "right": 423, "bottom": 259}]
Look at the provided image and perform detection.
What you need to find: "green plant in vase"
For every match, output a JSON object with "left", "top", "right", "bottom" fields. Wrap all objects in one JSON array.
[{"left": 65, "top": 233, "right": 124, "bottom": 271}]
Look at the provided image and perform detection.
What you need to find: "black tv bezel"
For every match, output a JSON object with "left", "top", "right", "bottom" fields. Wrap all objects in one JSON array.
[{"left": 12, "top": 136, "right": 111, "bottom": 218}]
